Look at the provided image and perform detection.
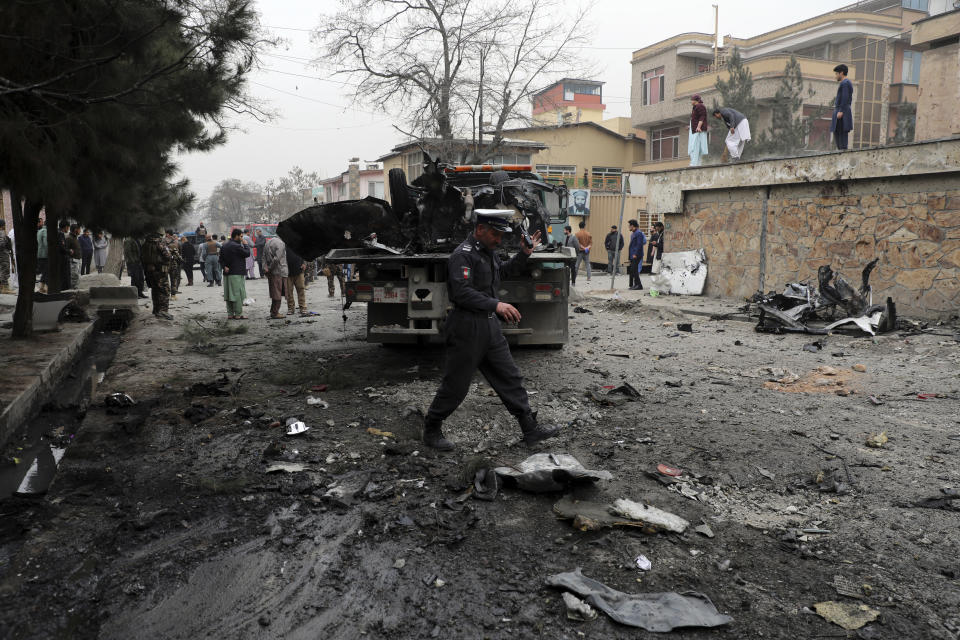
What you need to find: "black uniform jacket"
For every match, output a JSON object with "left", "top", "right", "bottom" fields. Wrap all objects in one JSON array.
[{"left": 447, "top": 234, "right": 529, "bottom": 314}]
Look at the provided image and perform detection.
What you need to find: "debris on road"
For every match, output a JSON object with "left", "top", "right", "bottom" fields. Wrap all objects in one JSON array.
[
  {"left": 611, "top": 498, "right": 690, "bottom": 534},
  {"left": 751, "top": 259, "right": 897, "bottom": 336},
  {"left": 366, "top": 427, "right": 395, "bottom": 438},
  {"left": 763, "top": 366, "right": 859, "bottom": 395},
  {"left": 265, "top": 462, "right": 307, "bottom": 474},
  {"left": 635, "top": 554, "right": 652, "bottom": 571},
  {"left": 546, "top": 568, "right": 732, "bottom": 631},
  {"left": 650, "top": 249, "right": 708, "bottom": 296},
  {"left": 694, "top": 523, "right": 715, "bottom": 538},
  {"left": 903, "top": 488, "right": 959, "bottom": 511},
  {"left": 657, "top": 463, "right": 682, "bottom": 477},
  {"left": 285, "top": 418, "right": 309, "bottom": 436},
  {"left": 813, "top": 600, "right": 879, "bottom": 630},
  {"left": 495, "top": 453, "right": 612, "bottom": 492},
  {"left": 865, "top": 432, "right": 888, "bottom": 448},
  {"left": 306, "top": 396, "right": 329, "bottom": 408},
  {"left": 105, "top": 392, "right": 136, "bottom": 407},
  {"left": 561, "top": 592, "right": 598, "bottom": 621}
]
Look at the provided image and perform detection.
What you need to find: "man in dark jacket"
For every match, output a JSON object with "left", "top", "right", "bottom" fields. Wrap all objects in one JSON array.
[
  {"left": 831, "top": 64, "right": 853, "bottom": 150},
  {"left": 628, "top": 219, "right": 646, "bottom": 290},
  {"left": 79, "top": 228, "right": 94, "bottom": 275},
  {"left": 285, "top": 245, "right": 309, "bottom": 316},
  {"left": 604, "top": 225, "right": 624, "bottom": 275},
  {"left": 180, "top": 236, "right": 195, "bottom": 286},
  {"left": 219, "top": 229, "right": 251, "bottom": 319},
  {"left": 254, "top": 229, "right": 267, "bottom": 278},
  {"left": 422, "top": 211, "right": 559, "bottom": 451}
]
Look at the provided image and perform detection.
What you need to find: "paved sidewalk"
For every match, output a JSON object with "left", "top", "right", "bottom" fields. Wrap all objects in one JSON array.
[{"left": 568, "top": 269, "right": 752, "bottom": 321}]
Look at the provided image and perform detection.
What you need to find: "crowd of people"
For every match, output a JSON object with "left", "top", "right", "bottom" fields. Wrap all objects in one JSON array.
[
  {"left": 562, "top": 219, "right": 665, "bottom": 290},
  {"left": 0, "top": 218, "right": 350, "bottom": 324}
]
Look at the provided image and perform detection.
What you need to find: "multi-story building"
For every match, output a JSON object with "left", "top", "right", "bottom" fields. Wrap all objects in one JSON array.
[
  {"left": 630, "top": 0, "right": 931, "bottom": 170},
  {"left": 504, "top": 119, "right": 645, "bottom": 192},
  {"left": 531, "top": 78, "right": 607, "bottom": 126},
  {"left": 318, "top": 159, "right": 385, "bottom": 203}
]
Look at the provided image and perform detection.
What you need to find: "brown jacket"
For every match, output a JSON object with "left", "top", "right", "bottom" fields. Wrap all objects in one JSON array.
[{"left": 575, "top": 229, "right": 592, "bottom": 252}]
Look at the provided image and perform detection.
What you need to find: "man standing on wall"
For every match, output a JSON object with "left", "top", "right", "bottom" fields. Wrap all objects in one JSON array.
[
  {"left": 831, "top": 64, "right": 853, "bottom": 151},
  {"left": 712, "top": 107, "right": 751, "bottom": 162}
]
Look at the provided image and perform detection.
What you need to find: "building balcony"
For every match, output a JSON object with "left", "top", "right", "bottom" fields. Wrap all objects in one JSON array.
[
  {"left": 674, "top": 54, "right": 855, "bottom": 99},
  {"left": 889, "top": 82, "right": 919, "bottom": 106}
]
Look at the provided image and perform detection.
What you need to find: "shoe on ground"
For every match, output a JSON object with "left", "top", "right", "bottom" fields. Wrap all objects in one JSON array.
[
  {"left": 520, "top": 412, "right": 560, "bottom": 446},
  {"left": 423, "top": 417, "right": 454, "bottom": 451}
]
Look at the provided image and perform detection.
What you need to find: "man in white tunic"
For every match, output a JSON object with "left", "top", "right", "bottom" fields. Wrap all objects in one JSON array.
[{"left": 712, "top": 107, "right": 751, "bottom": 161}]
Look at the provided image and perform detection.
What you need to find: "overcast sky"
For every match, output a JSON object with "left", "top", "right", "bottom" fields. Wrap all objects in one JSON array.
[{"left": 175, "top": 0, "right": 855, "bottom": 202}]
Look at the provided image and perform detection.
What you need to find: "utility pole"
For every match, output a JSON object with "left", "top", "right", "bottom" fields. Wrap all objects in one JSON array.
[
  {"left": 610, "top": 177, "right": 628, "bottom": 291},
  {"left": 713, "top": 4, "right": 719, "bottom": 70}
]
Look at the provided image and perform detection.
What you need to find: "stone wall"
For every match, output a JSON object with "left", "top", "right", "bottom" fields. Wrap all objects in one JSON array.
[{"left": 667, "top": 176, "right": 960, "bottom": 318}]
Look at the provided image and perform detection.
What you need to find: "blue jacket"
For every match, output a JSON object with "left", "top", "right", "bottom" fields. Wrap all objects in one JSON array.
[
  {"left": 629, "top": 229, "right": 646, "bottom": 259},
  {"left": 79, "top": 234, "right": 93, "bottom": 257},
  {"left": 830, "top": 78, "right": 853, "bottom": 133}
]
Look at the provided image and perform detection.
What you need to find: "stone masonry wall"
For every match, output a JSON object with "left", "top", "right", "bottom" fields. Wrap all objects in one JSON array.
[{"left": 666, "top": 176, "right": 960, "bottom": 319}]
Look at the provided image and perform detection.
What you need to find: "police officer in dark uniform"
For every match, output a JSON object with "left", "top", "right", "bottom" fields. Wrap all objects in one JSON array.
[{"left": 423, "top": 210, "right": 560, "bottom": 450}]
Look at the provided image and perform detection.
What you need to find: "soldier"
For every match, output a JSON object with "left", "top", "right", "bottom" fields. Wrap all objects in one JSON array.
[
  {"left": 142, "top": 231, "right": 173, "bottom": 320},
  {"left": 320, "top": 258, "right": 344, "bottom": 298},
  {"left": 163, "top": 229, "right": 182, "bottom": 298},
  {"left": 0, "top": 219, "right": 13, "bottom": 294},
  {"left": 422, "top": 210, "right": 560, "bottom": 451}
]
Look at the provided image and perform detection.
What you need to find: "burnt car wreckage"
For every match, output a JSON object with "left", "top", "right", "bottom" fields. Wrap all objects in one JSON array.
[
  {"left": 277, "top": 156, "right": 575, "bottom": 346},
  {"left": 277, "top": 157, "right": 568, "bottom": 259},
  {"left": 750, "top": 258, "right": 898, "bottom": 335}
]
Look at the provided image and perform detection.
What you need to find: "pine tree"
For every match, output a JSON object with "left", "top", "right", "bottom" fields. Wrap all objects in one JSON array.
[
  {"left": 0, "top": 0, "right": 263, "bottom": 336},
  {"left": 754, "top": 56, "right": 817, "bottom": 157}
]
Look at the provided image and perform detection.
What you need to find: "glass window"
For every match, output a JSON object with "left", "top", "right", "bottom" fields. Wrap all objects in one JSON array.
[
  {"left": 367, "top": 181, "right": 384, "bottom": 199},
  {"left": 650, "top": 127, "right": 680, "bottom": 161},
  {"left": 901, "top": 0, "right": 928, "bottom": 10},
  {"left": 404, "top": 151, "right": 423, "bottom": 180},
  {"left": 536, "top": 164, "right": 577, "bottom": 187},
  {"left": 590, "top": 167, "right": 622, "bottom": 191},
  {"left": 903, "top": 50, "right": 922, "bottom": 84},
  {"left": 642, "top": 67, "right": 665, "bottom": 106}
]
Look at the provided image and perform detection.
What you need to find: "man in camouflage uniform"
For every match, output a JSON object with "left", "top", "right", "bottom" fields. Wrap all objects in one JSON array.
[
  {"left": 142, "top": 232, "right": 173, "bottom": 320},
  {"left": 320, "top": 258, "right": 344, "bottom": 298},
  {"left": 163, "top": 229, "right": 182, "bottom": 298}
]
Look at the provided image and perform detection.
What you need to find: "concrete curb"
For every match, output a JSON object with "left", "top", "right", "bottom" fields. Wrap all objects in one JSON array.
[{"left": 0, "top": 321, "right": 97, "bottom": 446}]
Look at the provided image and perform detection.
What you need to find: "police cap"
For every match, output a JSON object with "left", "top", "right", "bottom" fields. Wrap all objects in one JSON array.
[{"left": 475, "top": 209, "right": 513, "bottom": 233}]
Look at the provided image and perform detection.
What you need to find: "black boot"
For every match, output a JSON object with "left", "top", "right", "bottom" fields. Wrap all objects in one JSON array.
[
  {"left": 423, "top": 416, "right": 454, "bottom": 451},
  {"left": 519, "top": 411, "right": 560, "bottom": 446}
]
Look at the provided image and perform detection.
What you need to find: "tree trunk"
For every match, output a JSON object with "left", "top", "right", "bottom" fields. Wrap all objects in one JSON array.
[{"left": 11, "top": 194, "right": 42, "bottom": 338}]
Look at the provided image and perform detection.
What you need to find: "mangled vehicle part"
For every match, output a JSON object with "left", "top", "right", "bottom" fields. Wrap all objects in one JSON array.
[
  {"left": 546, "top": 568, "right": 733, "bottom": 631},
  {"left": 650, "top": 249, "right": 707, "bottom": 295},
  {"left": 494, "top": 453, "right": 612, "bottom": 492},
  {"left": 553, "top": 496, "right": 689, "bottom": 534},
  {"left": 753, "top": 259, "right": 896, "bottom": 335},
  {"left": 277, "top": 156, "right": 568, "bottom": 259}
]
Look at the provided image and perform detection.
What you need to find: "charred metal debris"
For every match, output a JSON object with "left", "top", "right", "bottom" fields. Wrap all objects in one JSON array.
[
  {"left": 749, "top": 259, "right": 897, "bottom": 336},
  {"left": 277, "top": 155, "right": 568, "bottom": 260}
]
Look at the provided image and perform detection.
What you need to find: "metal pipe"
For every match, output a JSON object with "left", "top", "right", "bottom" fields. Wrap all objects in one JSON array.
[{"left": 610, "top": 177, "right": 628, "bottom": 291}]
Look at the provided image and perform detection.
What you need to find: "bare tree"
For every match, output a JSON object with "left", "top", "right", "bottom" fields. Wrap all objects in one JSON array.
[{"left": 314, "top": 0, "right": 591, "bottom": 163}]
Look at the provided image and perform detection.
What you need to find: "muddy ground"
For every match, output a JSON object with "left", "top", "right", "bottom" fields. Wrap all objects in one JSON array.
[{"left": 1, "top": 277, "right": 959, "bottom": 639}]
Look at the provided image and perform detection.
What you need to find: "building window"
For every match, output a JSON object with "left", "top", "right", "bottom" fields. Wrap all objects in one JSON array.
[
  {"left": 641, "top": 67, "right": 665, "bottom": 106},
  {"left": 650, "top": 126, "right": 680, "bottom": 160},
  {"left": 563, "top": 83, "right": 601, "bottom": 99},
  {"left": 696, "top": 59, "right": 711, "bottom": 73},
  {"left": 902, "top": 50, "right": 922, "bottom": 84},
  {"left": 404, "top": 150, "right": 423, "bottom": 180},
  {"left": 535, "top": 164, "right": 577, "bottom": 187},
  {"left": 368, "top": 181, "right": 384, "bottom": 199},
  {"left": 901, "top": 0, "right": 928, "bottom": 10},
  {"left": 492, "top": 153, "right": 532, "bottom": 165},
  {"left": 851, "top": 37, "right": 886, "bottom": 148},
  {"left": 590, "top": 167, "right": 622, "bottom": 191}
]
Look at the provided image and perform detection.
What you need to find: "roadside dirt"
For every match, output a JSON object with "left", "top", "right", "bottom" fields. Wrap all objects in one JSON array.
[{"left": 1, "top": 279, "right": 958, "bottom": 639}]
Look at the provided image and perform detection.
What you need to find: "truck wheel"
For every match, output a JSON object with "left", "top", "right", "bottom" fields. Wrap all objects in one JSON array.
[{"left": 388, "top": 168, "right": 411, "bottom": 218}]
